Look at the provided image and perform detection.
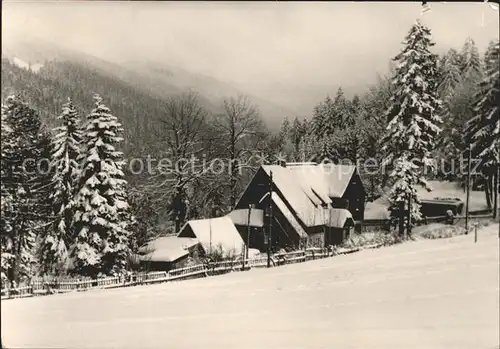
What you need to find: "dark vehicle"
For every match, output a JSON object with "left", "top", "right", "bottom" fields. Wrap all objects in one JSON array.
[
  {"left": 420, "top": 198, "right": 464, "bottom": 217},
  {"left": 389, "top": 198, "right": 464, "bottom": 221}
]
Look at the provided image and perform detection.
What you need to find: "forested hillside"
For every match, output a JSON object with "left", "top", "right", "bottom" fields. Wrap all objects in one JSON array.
[
  {"left": 1, "top": 58, "right": 221, "bottom": 157},
  {"left": 1, "top": 36, "right": 296, "bottom": 130}
]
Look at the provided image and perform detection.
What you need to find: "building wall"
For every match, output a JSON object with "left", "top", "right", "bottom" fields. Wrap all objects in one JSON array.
[
  {"left": 238, "top": 218, "right": 299, "bottom": 253},
  {"left": 235, "top": 167, "right": 306, "bottom": 252},
  {"left": 235, "top": 168, "right": 270, "bottom": 210},
  {"left": 306, "top": 231, "right": 325, "bottom": 248},
  {"left": 235, "top": 225, "right": 264, "bottom": 252},
  {"left": 342, "top": 172, "right": 366, "bottom": 222},
  {"left": 141, "top": 255, "right": 190, "bottom": 272},
  {"left": 325, "top": 227, "right": 341, "bottom": 246}
]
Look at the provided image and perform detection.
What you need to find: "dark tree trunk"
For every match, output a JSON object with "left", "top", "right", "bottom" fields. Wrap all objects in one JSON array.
[
  {"left": 493, "top": 165, "right": 499, "bottom": 219},
  {"left": 370, "top": 176, "right": 375, "bottom": 201},
  {"left": 229, "top": 125, "right": 237, "bottom": 209},
  {"left": 407, "top": 192, "right": 412, "bottom": 237},
  {"left": 230, "top": 159, "right": 238, "bottom": 210},
  {"left": 398, "top": 201, "right": 405, "bottom": 238},
  {"left": 12, "top": 223, "right": 24, "bottom": 285},
  {"left": 485, "top": 174, "right": 493, "bottom": 211},
  {"left": 175, "top": 216, "right": 181, "bottom": 234}
]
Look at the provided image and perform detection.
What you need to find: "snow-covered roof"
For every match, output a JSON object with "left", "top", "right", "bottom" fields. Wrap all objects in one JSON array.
[
  {"left": 271, "top": 192, "right": 308, "bottom": 238},
  {"left": 228, "top": 208, "right": 264, "bottom": 227},
  {"left": 326, "top": 208, "right": 354, "bottom": 228},
  {"left": 260, "top": 163, "right": 358, "bottom": 227},
  {"left": 178, "top": 216, "right": 244, "bottom": 256},
  {"left": 289, "top": 164, "right": 356, "bottom": 198},
  {"left": 138, "top": 236, "right": 199, "bottom": 263}
]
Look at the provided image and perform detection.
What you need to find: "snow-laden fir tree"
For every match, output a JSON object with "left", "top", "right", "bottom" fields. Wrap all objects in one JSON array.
[
  {"left": 460, "top": 37, "right": 483, "bottom": 82},
  {"left": 297, "top": 128, "right": 317, "bottom": 162},
  {"left": 38, "top": 98, "right": 83, "bottom": 275},
  {"left": 70, "top": 95, "right": 131, "bottom": 277},
  {"left": 333, "top": 87, "right": 352, "bottom": 129},
  {"left": 311, "top": 88, "right": 352, "bottom": 138},
  {"left": 1, "top": 96, "right": 49, "bottom": 284},
  {"left": 382, "top": 20, "right": 443, "bottom": 231},
  {"left": 311, "top": 96, "right": 334, "bottom": 137},
  {"left": 312, "top": 136, "right": 341, "bottom": 165},
  {"left": 277, "top": 117, "right": 296, "bottom": 161},
  {"left": 464, "top": 40, "right": 499, "bottom": 212},
  {"left": 290, "top": 116, "right": 306, "bottom": 155},
  {"left": 437, "top": 48, "right": 462, "bottom": 100},
  {"left": 436, "top": 48, "right": 466, "bottom": 180},
  {"left": 1, "top": 105, "right": 15, "bottom": 285},
  {"left": 278, "top": 117, "right": 291, "bottom": 141}
]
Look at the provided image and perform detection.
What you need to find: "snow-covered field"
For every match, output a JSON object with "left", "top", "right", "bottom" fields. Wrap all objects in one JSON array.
[{"left": 2, "top": 226, "right": 499, "bottom": 349}]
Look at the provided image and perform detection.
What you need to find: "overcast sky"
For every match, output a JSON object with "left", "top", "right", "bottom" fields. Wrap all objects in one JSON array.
[{"left": 2, "top": 1, "right": 499, "bottom": 91}]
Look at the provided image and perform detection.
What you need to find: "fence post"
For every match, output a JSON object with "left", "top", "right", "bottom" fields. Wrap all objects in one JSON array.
[
  {"left": 267, "top": 171, "right": 273, "bottom": 268},
  {"left": 465, "top": 144, "right": 472, "bottom": 234}
]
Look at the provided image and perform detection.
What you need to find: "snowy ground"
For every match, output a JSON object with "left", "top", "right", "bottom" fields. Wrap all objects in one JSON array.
[{"left": 2, "top": 225, "right": 499, "bottom": 349}]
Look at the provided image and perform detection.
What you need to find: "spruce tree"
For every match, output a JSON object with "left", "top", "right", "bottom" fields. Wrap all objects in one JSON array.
[
  {"left": 311, "top": 96, "right": 333, "bottom": 137},
  {"left": 1, "top": 105, "right": 15, "bottom": 285},
  {"left": 277, "top": 117, "right": 295, "bottom": 160},
  {"left": 464, "top": 40, "right": 499, "bottom": 211},
  {"left": 333, "top": 87, "right": 351, "bottom": 129},
  {"left": 290, "top": 116, "right": 305, "bottom": 154},
  {"left": 382, "top": 20, "right": 443, "bottom": 232},
  {"left": 438, "top": 48, "right": 463, "bottom": 100},
  {"left": 312, "top": 89, "right": 352, "bottom": 139},
  {"left": 1, "top": 96, "right": 49, "bottom": 284},
  {"left": 38, "top": 98, "right": 83, "bottom": 275},
  {"left": 70, "top": 95, "right": 131, "bottom": 277},
  {"left": 278, "top": 117, "right": 290, "bottom": 140},
  {"left": 437, "top": 48, "right": 466, "bottom": 180},
  {"left": 297, "top": 128, "right": 317, "bottom": 162},
  {"left": 460, "top": 37, "right": 483, "bottom": 82}
]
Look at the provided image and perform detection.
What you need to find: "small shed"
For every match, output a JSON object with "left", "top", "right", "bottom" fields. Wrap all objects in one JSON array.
[
  {"left": 138, "top": 236, "right": 200, "bottom": 272},
  {"left": 177, "top": 216, "right": 245, "bottom": 257},
  {"left": 325, "top": 208, "right": 355, "bottom": 246}
]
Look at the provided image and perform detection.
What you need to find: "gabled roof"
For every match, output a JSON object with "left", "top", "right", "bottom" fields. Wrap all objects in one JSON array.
[
  {"left": 228, "top": 208, "right": 265, "bottom": 227},
  {"left": 260, "top": 163, "right": 359, "bottom": 227},
  {"left": 138, "top": 236, "right": 199, "bottom": 263},
  {"left": 327, "top": 208, "right": 354, "bottom": 228},
  {"left": 288, "top": 164, "right": 357, "bottom": 198},
  {"left": 271, "top": 192, "right": 308, "bottom": 238},
  {"left": 178, "top": 216, "right": 244, "bottom": 256}
]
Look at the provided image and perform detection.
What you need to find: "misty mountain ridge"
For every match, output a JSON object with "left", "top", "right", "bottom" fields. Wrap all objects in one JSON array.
[{"left": 2, "top": 37, "right": 299, "bottom": 130}]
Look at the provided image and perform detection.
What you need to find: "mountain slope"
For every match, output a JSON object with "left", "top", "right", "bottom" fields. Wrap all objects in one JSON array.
[
  {"left": 2, "top": 37, "right": 297, "bottom": 129},
  {"left": 123, "top": 60, "right": 298, "bottom": 129},
  {"left": 1, "top": 58, "right": 171, "bottom": 157}
]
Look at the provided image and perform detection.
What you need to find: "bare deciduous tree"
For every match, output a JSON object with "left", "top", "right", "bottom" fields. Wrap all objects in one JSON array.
[
  {"left": 213, "top": 95, "right": 266, "bottom": 209},
  {"left": 146, "top": 91, "right": 215, "bottom": 232}
]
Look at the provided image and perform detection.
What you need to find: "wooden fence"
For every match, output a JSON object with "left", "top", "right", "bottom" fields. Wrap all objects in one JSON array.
[
  {"left": 1, "top": 246, "right": 361, "bottom": 300},
  {"left": 3, "top": 211, "right": 492, "bottom": 300}
]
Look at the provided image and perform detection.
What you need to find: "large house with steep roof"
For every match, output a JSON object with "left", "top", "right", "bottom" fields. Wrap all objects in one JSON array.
[{"left": 230, "top": 162, "right": 366, "bottom": 251}]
